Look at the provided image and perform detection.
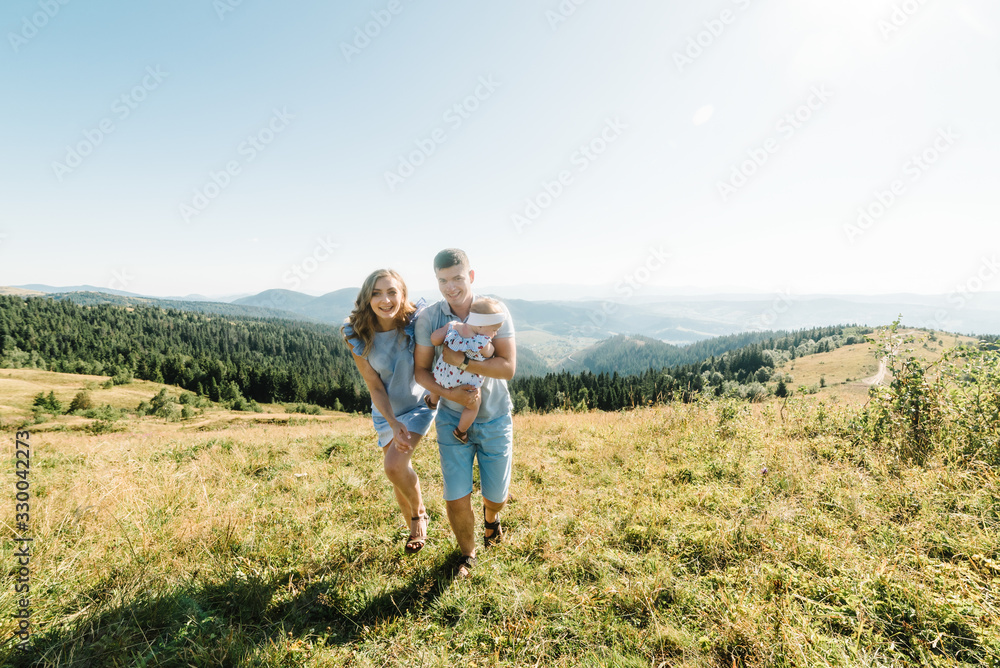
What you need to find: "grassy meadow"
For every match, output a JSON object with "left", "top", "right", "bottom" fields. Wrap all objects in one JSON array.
[{"left": 1, "top": 340, "right": 999, "bottom": 667}]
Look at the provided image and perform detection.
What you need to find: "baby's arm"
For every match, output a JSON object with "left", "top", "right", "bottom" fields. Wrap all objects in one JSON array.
[
  {"left": 430, "top": 323, "right": 452, "bottom": 347},
  {"left": 479, "top": 338, "right": 496, "bottom": 359}
]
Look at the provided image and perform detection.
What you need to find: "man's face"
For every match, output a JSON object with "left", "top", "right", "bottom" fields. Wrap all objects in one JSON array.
[{"left": 435, "top": 264, "right": 474, "bottom": 308}]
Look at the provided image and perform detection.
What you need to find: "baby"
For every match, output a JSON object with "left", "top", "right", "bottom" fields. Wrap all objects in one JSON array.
[{"left": 426, "top": 297, "right": 506, "bottom": 443}]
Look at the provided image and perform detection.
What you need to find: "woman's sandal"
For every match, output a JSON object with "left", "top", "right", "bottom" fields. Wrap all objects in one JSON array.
[
  {"left": 453, "top": 427, "right": 469, "bottom": 444},
  {"left": 404, "top": 513, "right": 430, "bottom": 555},
  {"left": 456, "top": 554, "right": 476, "bottom": 578},
  {"left": 483, "top": 505, "right": 502, "bottom": 548}
]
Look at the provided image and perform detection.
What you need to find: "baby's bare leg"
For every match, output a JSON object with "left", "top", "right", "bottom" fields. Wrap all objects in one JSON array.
[{"left": 458, "top": 395, "right": 480, "bottom": 433}]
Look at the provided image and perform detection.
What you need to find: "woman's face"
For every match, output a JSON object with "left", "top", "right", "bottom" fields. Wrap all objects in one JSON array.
[{"left": 369, "top": 276, "right": 402, "bottom": 325}]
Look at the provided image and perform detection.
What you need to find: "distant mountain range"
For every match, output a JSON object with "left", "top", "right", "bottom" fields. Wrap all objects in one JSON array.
[
  {"left": 232, "top": 288, "right": 358, "bottom": 320},
  {"left": 9, "top": 285, "right": 1000, "bottom": 367}
]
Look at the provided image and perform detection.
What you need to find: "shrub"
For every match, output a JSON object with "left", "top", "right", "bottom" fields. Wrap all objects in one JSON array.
[
  {"left": 286, "top": 403, "right": 322, "bottom": 415},
  {"left": 68, "top": 391, "right": 93, "bottom": 413},
  {"left": 231, "top": 397, "right": 262, "bottom": 412},
  {"left": 111, "top": 369, "right": 133, "bottom": 385},
  {"left": 859, "top": 322, "right": 1000, "bottom": 467},
  {"left": 33, "top": 391, "right": 63, "bottom": 413},
  {"left": 861, "top": 323, "right": 943, "bottom": 464}
]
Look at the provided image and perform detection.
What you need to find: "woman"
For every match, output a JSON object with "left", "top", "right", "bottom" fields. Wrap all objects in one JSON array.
[{"left": 342, "top": 269, "right": 435, "bottom": 553}]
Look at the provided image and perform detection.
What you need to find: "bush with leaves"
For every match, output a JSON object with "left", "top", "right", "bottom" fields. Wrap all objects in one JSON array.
[
  {"left": 286, "top": 403, "right": 322, "bottom": 415},
  {"left": 68, "top": 391, "right": 93, "bottom": 413},
  {"left": 859, "top": 321, "right": 1000, "bottom": 467},
  {"left": 936, "top": 342, "right": 1000, "bottom": 467},
  {"left": 861, "top": 322, "right": 944, "bottom": 464},
  {"left": 137, "top": 389, "right": 183, "bottom": 421},
  {"left": 111, "top": 368, "right": 133, "bottom": 385},
  {"left": 32, "top": 391, "right": 62, "bottom": 413}
]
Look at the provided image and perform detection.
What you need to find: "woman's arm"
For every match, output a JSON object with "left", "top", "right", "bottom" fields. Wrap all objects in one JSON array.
[{"left": 351, "top": 351, "right": 411, "bottom": 449}]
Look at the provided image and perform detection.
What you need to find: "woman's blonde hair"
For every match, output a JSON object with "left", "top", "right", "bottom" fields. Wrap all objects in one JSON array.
[{"left": 342, "top": 269, "right": 416, "bottom": 357}]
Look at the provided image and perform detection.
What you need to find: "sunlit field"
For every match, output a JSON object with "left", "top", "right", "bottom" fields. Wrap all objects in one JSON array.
[{"left": 2, "top": 363, "right": 998, "bottom": 666}]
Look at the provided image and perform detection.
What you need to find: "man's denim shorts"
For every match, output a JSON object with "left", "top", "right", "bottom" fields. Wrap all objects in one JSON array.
[{"left": 435, "top": 406, "right": 513, "bottom": 503}]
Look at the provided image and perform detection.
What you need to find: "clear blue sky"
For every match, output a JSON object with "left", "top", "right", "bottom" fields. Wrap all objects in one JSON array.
[{"left": 1, "top": 0, "right": 997, "bottom": 299}]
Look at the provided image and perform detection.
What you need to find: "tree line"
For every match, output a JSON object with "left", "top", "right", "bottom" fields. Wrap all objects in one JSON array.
[
  {"left": 510, "top": 326, "right": 871, "bottom": 412},
  {"left": 0, "top": 296, "right": 368, "bottom": 411},
  {"left": 2, "top": 296, "right": 876, "bottom": 416}
]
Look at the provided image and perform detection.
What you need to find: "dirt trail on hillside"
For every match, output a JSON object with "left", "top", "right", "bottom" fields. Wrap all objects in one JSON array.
[{"left": 862, "top": 358, "right": 888, "bottom": 386}]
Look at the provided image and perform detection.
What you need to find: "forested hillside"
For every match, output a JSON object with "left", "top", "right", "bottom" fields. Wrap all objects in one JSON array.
[
  {"left": 561, "top": 327, "right": 866, "bottom": 376},
  {"left": 0, "top": 296, "right": 367, "bottom": 411},
  {"left": 50, "top": 291, "right": 309, "bottom": 321},
  {"left": 511, "top": 326, "right": 872, "bottom": 411},
  {"left": 1, "top": 296, "right": 878, "bottom": 415}
]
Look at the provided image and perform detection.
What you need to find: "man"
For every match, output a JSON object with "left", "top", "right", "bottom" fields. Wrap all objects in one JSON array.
[{"left": 414, "top": 248, "right": 516, "bottom": 578}]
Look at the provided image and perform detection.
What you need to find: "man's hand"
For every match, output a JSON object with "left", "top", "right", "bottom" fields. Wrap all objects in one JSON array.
[{"left": 445, "top": 384, "right": 479, "bottom": 409}]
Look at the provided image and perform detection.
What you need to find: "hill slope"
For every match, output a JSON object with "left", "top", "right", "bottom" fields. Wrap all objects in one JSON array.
[{"left": 3, "top": 392, "right": 996, "bottom": 666}]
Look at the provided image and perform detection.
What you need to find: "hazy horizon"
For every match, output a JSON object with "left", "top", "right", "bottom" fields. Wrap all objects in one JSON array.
[{"left": 11, "top": 281, "right": 1000, "bottom": 303}]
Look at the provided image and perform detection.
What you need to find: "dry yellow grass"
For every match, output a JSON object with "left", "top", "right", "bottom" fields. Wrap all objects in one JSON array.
[
  {"left": 0, "top": 287, "right": 44, "bottom": 296},
  {"left": 0, "top": 368, "right": 354, "bottom": 432},
  {"left": 2, "top": 353, "right": 997, "bottom": 666}
]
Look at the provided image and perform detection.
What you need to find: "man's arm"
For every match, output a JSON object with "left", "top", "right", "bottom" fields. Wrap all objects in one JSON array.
[
  {"left": 441, "top": 336, "right": 515, "bottom": 380},
  {"left": 414, "top": 343, "right": 480, "bottom": 409}
]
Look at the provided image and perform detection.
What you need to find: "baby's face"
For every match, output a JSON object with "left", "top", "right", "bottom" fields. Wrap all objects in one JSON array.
[{"left": 472, "top": 323, "right": 502, "bottom": 338}]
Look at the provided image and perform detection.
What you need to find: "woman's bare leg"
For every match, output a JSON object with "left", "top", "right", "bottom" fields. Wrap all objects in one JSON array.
[{"left": 383, "top": 434, "right": 426, "bottom": 538}]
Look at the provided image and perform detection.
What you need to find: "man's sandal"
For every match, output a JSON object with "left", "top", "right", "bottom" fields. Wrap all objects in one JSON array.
[
  {"left": 456, "top": 554, "right": 476, "bottom": 578},
  {"left": 453, "top": 427, "right": 469, "bottom": 444},
  {"left": 404, "top": 513, "right": 430, "bottom": 555},
  {"left": 483, "top": 505, "right": 503, "bottom": 548}
]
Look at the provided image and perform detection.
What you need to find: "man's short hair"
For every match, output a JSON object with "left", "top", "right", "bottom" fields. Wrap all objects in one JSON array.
[{"left": 433, "top": 248, "right": 469, "bottom": 272}]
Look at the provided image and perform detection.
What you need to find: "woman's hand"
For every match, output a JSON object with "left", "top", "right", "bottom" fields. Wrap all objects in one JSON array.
[{"left": 393, "top": 422, "right": 414, "bottom": 453}]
